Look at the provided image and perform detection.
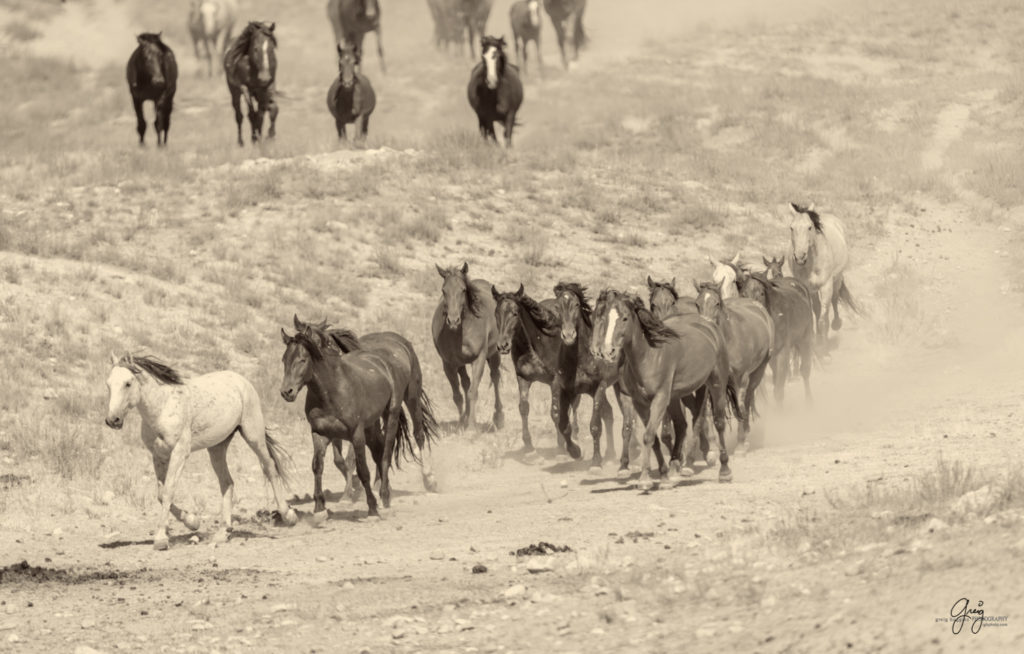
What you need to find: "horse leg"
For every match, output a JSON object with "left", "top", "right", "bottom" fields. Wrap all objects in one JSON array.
[
  {"left": 504, "top": 111, "right": 516, "bottom": 148},
  {"left": 203, "top": 36, "right": 213, "bottom": 78},
  {"left": 441, "top": 361, "right": 464, "bottom": 426},
  {"left": 799, "top": 336, "right": 814, "bottom": 404},
  {"left": 665, "top": 400, "right": 688, "bottom": 482},
  {"left": 772, "top": 346, "right": 788, "bottom": 406},
  {"left": 133, "top": 97, "right": 146, "bottom": 145},
  {"left": 352, "top": 424, "right": 380, "bottom": 517},
  {"left": 465, "top": 355, "right": 487, "bottom": 431},
  {"left": 266, "top": 93, "right": 278, "bottom": 140},
  {"left": 746, "top": 354, "right": 771, "bottom": 447},
  {"left": 600, "top": 386, "right": 617, "bottom": 463},
  {"left": 359, "top": 114, "right": 370, "bottom": 143},
  {"left": 153, "top": 437, "right": 191, "bottom": 550},
  {"left": 405, "top": 386, "right": 438, "bottom": 492},
  {"left": 376, "top": 26, "right": 386, "bottom": 74},
  {"left": 337, "top": 117, "right": 347, "bottom": 141},
  {"left": 734, "top": 372, "right": 752, "bottom": 452},
  {"left": 554, "top": 23, "right": 568, "bottom": 70},
  {"left": 310, "top": 432, "right": 330, "bottom": 513},
  {"left": 330, "top": 439, "right": 360, "bottom": 502},
  {"left": 487, "top": 352, "right": 504, "bottom": 430},
  {"left": 614, "top": 386, "right": 635, "bottom": 476},
  {"left": 229, "top": 86, "right": 244, "bottom": 146},
  {"left": 817, "top": 279, "right": 834, "bottom": 350},
  {"left": 516, "top": 376, "right": 534, "bottom": 451},
  {"left": 379, "top": 408, "right": 402, "bottom": 509},
  {"left": 150, "top": 451, "right": 199, "bottom": 538},
  {"left": 207, "top": 438, "right": 234, "bottom": 543},
  {"left": 709, "top": 367, "right": 733, "bottom": 482},
  {"left": 831, "top": 276, "right": 844, "bottom": 330},
  {"left": 636, "top": 392, "right": 670, "bottom": 492},
  {"left": 237, "top": 407, "right": 297, "bottom": 525},
  {"left": 245, "top": 91, "right": 260, "bottom": 143}
]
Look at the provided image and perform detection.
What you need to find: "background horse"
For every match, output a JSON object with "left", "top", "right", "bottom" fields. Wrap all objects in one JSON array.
[
  {"left": 432, "top": 262, "right": 504, "bottom": 431},
  {"left": 788, "top": 202, "right": 861, "bottom": 348},
  {"left": 327, "top": 0, "right": 385, "bottom": 73},
  {"left": 591, "top": 291, "right": 735, "bottom": 487},
  {"left": 104, "top": 354, "right": 296, "bottom": 550},
  {"left": 543, "top": 0, "right": 587, "bottom": 69},
  {"left": 327, "top": 43, "right": 376, "bottom": 142},
  {"left": 510, "top": 0, "right": 543, "bottom": 75},
  {"left": 492, "top": 283, "right": 569, "bottom": 452},
  {"left": 427, "top": 0, "right": 466, "bottom": 52},
  {"left": 647, "top": 276, "right": 698, "bottom": 319},
  {"left": 707, "top": 253, "right": 745, "bottom": 299},
  {"left": 224, "top": 21, "right": 278, "bottom": 146},
  {"left": 187, "top": 0, "right": 237, "bottom": 77},
  {"left": 458, "top": 0, "right": 494, "bottom": 58},
  {"left": 467, "top": 36, "right": 523, "bottom": 147},
  {"left": 126, "top": 33, "right": 177, "bottom": 147}
]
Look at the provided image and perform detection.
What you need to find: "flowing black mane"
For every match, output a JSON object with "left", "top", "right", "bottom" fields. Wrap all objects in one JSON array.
[
  {"left": 226, "top": 21, "right": 276, "bottom": 64},
  {"left": 119, "top": 354, "right": 184, "bottom": 385},
  {"left": 790, "top": 202, "right": 823, "bottom": 232},
  {"left": 137, "top": 33, "right": 171, "bottom": 53},
  {"left": 626, "top": 295, "right": 679, "bottom": 346},
  {"left": 290, "top": 329, "right": 326, "bottom": 360},
  {"left": 517, "top": 292, "right": 560, "bottom": 336},
  {"left": 325, "top": 327, "right": 361, "bottom": 353},
  {"left": 554, "top": 282, "right": 592, "bottom": 328}
]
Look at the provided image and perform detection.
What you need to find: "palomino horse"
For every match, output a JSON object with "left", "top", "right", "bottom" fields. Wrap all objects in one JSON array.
[
  {"left": 126, "top": 33, "right": 177, "bottom": 146},
  {"left": 707, "top": 253, "right": 745, "bottom": 299},
  {"left": 327, "top": 0, "right": 385, "bottom": 74},
  {"left": 327, "top": 43, "right": 376, "bottom": 142},
  {"left": 551, "top": 282, "right": 634, "bottom": 469},
  {"left": 543, "top": 0, "right": 587, "bottom": 70},
  {"left": 187, "top": 0, "right": 237, "bottom": 77},
  {"left": 104, "top": 354, "right": 296, "bottom": 550},
  {"left": 788, "top": 202, "right": 861, "bottom": 347},
  {"left": 591, "top": 291, "right": 736, "bottom": 488},
  {"left": 491, "top": 284, "right": 573, "bottom": 452},
  {"left": 510, "top": 0, "right": 543, "bottom": 75},
  {"left": 432, "top": 262, "right": 504, "bottom": 430},
  {"left": 467, "top": 36, "right": 523, "bottom": 147},
  {"left": 740, "top": 272, "right": 816, "bottom": 405},
  {"left": 224, "top": 21, "right": 278, "bottom": 146},
  {"left": 695, "top": 281, "right": 774, "bottom": 452}
]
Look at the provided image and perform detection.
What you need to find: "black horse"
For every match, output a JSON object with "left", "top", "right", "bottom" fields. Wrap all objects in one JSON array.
[
  {"left": 327, "top": 43, "right": 376, "bottom": 142},
  {"left": 126, "top": 33, "right": 177, "bottom": 146},
  {"left": 543, "top": 0, "right": 587, "bottom": 70},
  {"left": 467, "top": 36, "right": 523, "bottom": 147},
  {"left": 224, "top": 21, "right": 278, "bottom": 146}
]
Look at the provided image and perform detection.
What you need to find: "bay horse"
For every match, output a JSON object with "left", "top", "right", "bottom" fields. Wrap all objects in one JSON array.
[
  {"left": 740, "top": 272, "right": 816, "bottom": 405},
  {"left": 543, "top": 0, "right": 587, "bottom": 70},
  {"left": 591, "top": 291, "right": 736, "bottom": 488},
  {"left": 432, "top": 262, "right": 504, "bottom": 431},
  {"left": 327, "top": 0, "right": 385, "bottom": 74},
  {"left": 491, "top": 284, "right": 571, "bottom": 452},
  {"left": 468, "top": 36, "right": 523, "bottom": 147},
  {"left": 788, "top": 202, "right": 861, "bottom": 348},
  {"left": 510, "top": 0, "right": 543, "bottom": 75},
  {"left": 187, "top": 0, "right": 237, "bottom": 77},
  {"left": 104, "top": 354, "right": 296, "bottom": 550},
  {"left": 327, "top": 43, "right": 376, "bottom": 142},
  {"left": 695, "top": 281, "right": 774, "bottom": 452},
  {"left": 126, "top": 33, "right": 177, "bottom": 147},
  {"left": 647, "top": 276, "right": 698, "bottom": 319},
  {"left": 458, "top": 0, "right": 495, "bottom": 58},
  {"left": 551, "top": 282, "right": 635, "bottom": 469},
  {"left": 224, "top": 21, "right": 278, "bottom": 146}
]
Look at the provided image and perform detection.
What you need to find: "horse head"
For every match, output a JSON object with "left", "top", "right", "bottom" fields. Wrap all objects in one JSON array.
[
  {"left": 646, "top": 275, "right": 679, "bottom": 321},
  {"left": 491, "top": 283, "right": 525, "bottom": 354},
  {"left": 105, "top": 352, "right": 140, "bottom": 430},
  {"left": 197, "top": 0, "right": 219, "bottom": 35},
  {"left": 694, "top": 280, "right": 726, "bottom": 323},
  {"left": 591, "top": 290, "right": 632, "bottom": 362},
  {"left": 527, "top": 0, "right": 540, "bottom": 28},
  {"left": 553, "top": 282, "right": 591, "bottom": 346},
  {"left": 740, "top": 273, "right": 769, "bottom": 308},
  {"left": 480, "top": 36, "right": 507, "bottom": 90},
  {"left": 135, "top": 33, "right": 167, "bottom": 84},
  {"left": 436, "top": 262, "right": 474, "bottom": 329},
  {"left": 763, "top": 255, "right": 785, "bottom": 280},
  {"left": 248, "top": 22, "right": 277, "bottom": 84},
  {"left": 708, "top": 253, "right": 742, "bottom": 299},
  {"left": 279, "top": 319, "right": 323, "bottom": 402},
  {"left": 789, "top": 202, "right": 821, "bottom": 266},
  {"left": 361, "top": 0, "right": 378, "bottom": 20},
  {"left": 337, "top": 42, "right": 360, "bottom": 88}
]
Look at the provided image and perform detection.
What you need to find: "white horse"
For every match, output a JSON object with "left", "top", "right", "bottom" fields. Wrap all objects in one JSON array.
[
  {"left": 187, "top": 0, "right": 238, "bottom": 77},
  {"left": 104, "top": 353, "right": 297, "bottom": 550},
  {"left": 707, "top": 252, "right": 744, "bottom": 299},
  {"left": 787, "top": 202, "right": 860, "bottom": 347}
]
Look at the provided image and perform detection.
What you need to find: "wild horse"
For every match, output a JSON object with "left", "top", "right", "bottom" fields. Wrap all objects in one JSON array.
[
  {"left": 126, "top": 33, "right": 177, "bottom": 146},
  {"left": 224, "top": 21, "right": 279, "bottom": 146}
]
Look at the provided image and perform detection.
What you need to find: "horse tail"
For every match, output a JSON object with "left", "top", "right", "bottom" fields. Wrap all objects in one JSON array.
[
  {"left": 418, "top": 389, "right": 441, "bottom": 453},
  {"left": 391, "top": 411, "right": 413, "bottom": 470},
  {"left": 838, "top": 280, "right": 863, "bottom": 315},
  {"left": 264, "top": 429, "right": 294, "bottom": 489},
  {"left": 724, "top": 380, "right": 742, "bottom": 421}
]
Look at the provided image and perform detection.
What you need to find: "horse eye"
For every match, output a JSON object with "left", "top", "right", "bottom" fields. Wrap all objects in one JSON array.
[{"left": 125, "top": 380, "right": 132, "bottom": 387}]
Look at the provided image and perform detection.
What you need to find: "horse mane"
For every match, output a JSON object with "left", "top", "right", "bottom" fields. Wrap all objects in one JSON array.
[
  {"left": 646, "top": 278, "right": 678, "bottom": 305},
  {"left": 325, "top": 327, "right": 361, "bottom": 353},
  {"left": 791, "top": 202, "right": 823, "bottom": 232},
  {"left": 120, "top": 354, "right": 184, "bottom": 385},
  {"left": 291, "top": 329, "right": 326, "bottom": 360},
  {"left": 626, "top": 295, "right": 679, "bottom": 346},
  {"left": 226, "top": 22, "right": 276, "bottom": 64},
  {"left": 554, "top": 282, "right": 592, "bottom": 328},
  {"left": 137, "top": 33, "right": 171, "bottom": 53},
  {"left": 442, "top": 266, "right": 484, "bottom": 318},
  {"left": 516, "top": 292, "right": 560, "bottom": 336}
]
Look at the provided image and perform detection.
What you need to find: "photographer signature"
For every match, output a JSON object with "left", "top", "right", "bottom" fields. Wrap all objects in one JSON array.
[{"left": 950, "top": 598, "right": 984, "bottom": 634}]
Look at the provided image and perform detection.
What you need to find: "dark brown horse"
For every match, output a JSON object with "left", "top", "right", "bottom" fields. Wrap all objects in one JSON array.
[
  {"left": 280, "top": 320, "right": 435, "bottom": 517},
  {"left": 327, "top": 0, "right": 385, "bottom": 73},
  {"left": 509, "top": 0, "right": 543, "bottom": 75},
  {"left": 543, "top": 0, "right": 587, "bottom": 70},
  {"left": 467, "top": 36, "right": 523, "bottom": 146},
  {"left": 694, "top": 281, "right": 773, "bottom": 452},
  {"left": 327, "top": 43, "right": 376, "bottom": 142},
  {"left": 224, "top": 21, "right": 278, "bottom": 146},
  {"left": 740, "top": 272, "right": 816, "bottom": 405},
  {"left": 126, "top": 33, "right": 177, "bottom": 146},
  {"left": 491, "top": 284, "right": 571, "bottom": 452},
  {"left": 432, "top": 263, "right": 504, "bottom": 430},
  {"left": 647, "top": 276, "right": 698, "bottom": 320},
  {"left": 551, "top": 282, "right": 635, "bottom": 469},
  {"left": 591, "top": 290, "right": 736, "bottom": 488}
]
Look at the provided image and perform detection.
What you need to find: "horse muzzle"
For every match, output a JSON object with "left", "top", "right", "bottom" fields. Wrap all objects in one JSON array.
[
  {"left": 105, "top": 416, "right": 123, "bottom": 430},
  {"left": 497, "top": 341, "right": 511, "bottom": 355},
  {"left": 445, "top": 316, "right": 462, "bottom": 330},
  {"left": 561, "top": 329, "right": 577, "bottom": 346},
  {"left": 280, "top": 388, "right": 297, "bottom": 402}
]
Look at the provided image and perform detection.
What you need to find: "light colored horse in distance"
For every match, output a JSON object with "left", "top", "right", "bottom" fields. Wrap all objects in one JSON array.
[
  {"left": 104, "top": 353, "right": 296, "bottom": 550},
  {"left": 787, "top": 202, "right": 861, "bottom": 347},
  {"left": 187, "top": 0, "right": 238, "bottom": 77}
]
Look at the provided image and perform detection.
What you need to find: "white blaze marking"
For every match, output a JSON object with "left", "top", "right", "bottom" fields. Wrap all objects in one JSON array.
[
  {"left": 262, "top": 40, "right": 270, "bottom": 72},
  {"left": 529, "top": 1, "right": 540, "bottom": 27},
  {"left": 604, "top": 307, "right": 619, "bottom": 353},
  {"left": 484, "top": 46, "right": 499, "bottom": 89}
]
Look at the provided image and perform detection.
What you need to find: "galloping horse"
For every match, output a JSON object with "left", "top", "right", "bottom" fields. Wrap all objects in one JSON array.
[
  {"left": 104, "top": 354, "right": 296, "bottom": 550},
  {"left": 327, "top": 0, "right": 385, "bottom": 73},
  {"left": 432, "top": 262, "right": 504, "bottom": 431},
  {"left": 543, "top": 0, "right": 587, "bottom": 70},
  {"left": 126, "top": 33, "right": 177, "bottom": 146},
  {"left": 468, "top": 36, "right": 523, "bottom": 147},
  {"left": 187, "top": 0, "right": 237, "bottom": 77},
  {"left": 695, "top": 281, "right": 774, "bottom": 451},
  {"left": 327, "top": 43, "right": 376, "bottom": 142},
  {"left": 591, "top": 291, "right": 736, "bottom": 488},
  {"left": 224, "top": 21, "right": 278, "bottom": 146},
  {"left": 788, "top": 202, "right": 861, "bottom": 348},
  {"left": 509, "top": 0, "right": 543, "bottom": 75}
]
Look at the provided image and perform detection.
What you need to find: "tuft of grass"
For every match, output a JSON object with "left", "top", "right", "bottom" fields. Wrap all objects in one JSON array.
[
  {"left": 373, "top": 247, "right": 403, "bottom": 277},
  {"left": 871, "top": 256, "right": 932, "bottom": 346}
]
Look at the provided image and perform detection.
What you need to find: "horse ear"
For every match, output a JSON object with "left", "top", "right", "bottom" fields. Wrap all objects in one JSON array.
[
  {"left": 763, "top": 255, "right": 771, "bottom": 266},
  {"left": 491, "top": 286, "right": 501, "bottom": 301},
  {"left": 293, "top": 314, "right": 305, "bottom": 330},
  {"left": 460, "top": 262, "right": 469, "bottom": 275},
  {"left": 435, "top": 264, "right": 447, "bottom": 278},
  {"left": 110, "top": 352, "right": 119, "bottom": 366},
  {"left": 136, "top": 35, "right": 144, "bottom": 45},
  {"left": 716, "top": 278, "right": 726, "bottom": 294},
  {"left": 646, "top": 275, "right": 655, "bottom": 289},
  {"left": 126, "top": 352, "right": 135, "bottom": 365},
  {"left": 670, "top": 277, "right": 676, "bottom": 289},
  {"left": 269, "top": 22, "right": 276, "bottom": 32},
  {"left": 808, "top": 202, "right": 815, "bottom": 212},
  {"left": 781, "top": 255, "right": 787, "bottom": 266},
  {"left": 337, "top": 43, "right": 343, "bottom": 56},
  {"left": 731, "top": 252, "right": 741, "bottom": 265},
  {"left": 499, "top": 36, "right": 507, "bottom": 47},
  {"left": 789, "top": 202, "right": 801, "bottom": 214},
  {"left": 692, "top": 279, "right": 702, "bottom": 294},
  {"left": 515, "top": 283, "right": 525, "bottom": 297},
  {"left": 280, "top": 328, "right": 291, "bottom": 345}
]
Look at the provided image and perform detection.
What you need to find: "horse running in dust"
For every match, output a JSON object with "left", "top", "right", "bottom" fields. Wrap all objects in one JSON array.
[
  {"left": 104, "top": 354, "right": 297, "bottom": 551},
  {"left": 126, "top": 33, "right": 177, "bottom": 146},
  {"left": 187, "top": 0, "right": 237, "bottom": 77},
  {"left": 224, "top": 21, "right": 278, "bottom": 146},
  {"left": 787, "top": 202, "right": 861, "bottom": 349},
  {"left": 467, "top": 36, "right": 523, "bottom": 147},
  {"left": 327, "top": 0, "right": 385, "bottom": 73},
  {"left": 543, "top": 0, "right": 587, "bottom": 69},
  {"left": 509, "top": 0, "right": 543, "bottom": 75},
  {"left": 327, "top": 43, "right": 376, "bottom": 142}
]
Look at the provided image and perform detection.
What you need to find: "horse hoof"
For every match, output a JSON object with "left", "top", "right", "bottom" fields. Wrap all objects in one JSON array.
[
  {"left": 423, "top": 475, "right": 439, "bottom": 493},
  {"left": 211, "top": 530, "right": 229, "bottom": 544},
  {"left": 283, "top": 508, "right": 299, "bottom": 526},
  {"left": 832, "top": 317, "right": 843, "bottom": 330},
  {"left": 493, "top": 414, "right": 505, "bottom": 430},
  {"left": 719, "top": 469, "right": 733, "bottom": 483},
  {"left": 616, "top": 468, "right": 632, "bottom": 480},
  {"left": 588, "top": 463, "right": 603, "bottom": 475},
  {"left": 637, "top": 477, "right": 655, "bottom": 492},
  {"left": 310, "top": 510, "right": 328, "bottom": 526},
  {"left": 679, "top": 465, "right": 695, "bottom": 478},
  {"left": 183, "top": 512, "right": 201, "bottom": 531},
  {"left": 566, "top": 443, "right": 582, "bottom": 460},
  {"left": 153, "top": 537, "right": 169, "bottom": 551},
  {"left": 666, "top": 462, "right": 681, "bottom": 483}
]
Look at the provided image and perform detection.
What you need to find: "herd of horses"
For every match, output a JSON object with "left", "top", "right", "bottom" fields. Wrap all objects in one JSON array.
[
  {"left": 104, "top": 198, "right": 860, "bottom": 549},
  {"left": 125, "top": 0, "right": 588, "bottom": 148}
]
